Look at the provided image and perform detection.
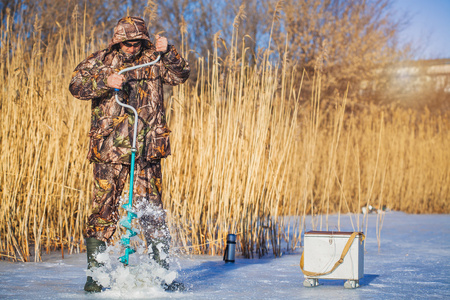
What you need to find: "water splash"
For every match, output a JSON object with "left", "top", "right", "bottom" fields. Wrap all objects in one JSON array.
[{"left": 87, "top": 196, "right": 181, "bottom": 297}]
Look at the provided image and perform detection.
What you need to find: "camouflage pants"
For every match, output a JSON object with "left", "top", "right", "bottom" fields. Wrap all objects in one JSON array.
[{"left": 85, "top": 161, "right": 170, "bottom": 249}]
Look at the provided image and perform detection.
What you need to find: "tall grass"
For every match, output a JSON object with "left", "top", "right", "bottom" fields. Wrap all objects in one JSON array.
[
  {"left": 1, "top": 11, "right": 449, "bottom": 262},
  {"left": 0, "top": 11, "right": 95, "bottom": 261}
]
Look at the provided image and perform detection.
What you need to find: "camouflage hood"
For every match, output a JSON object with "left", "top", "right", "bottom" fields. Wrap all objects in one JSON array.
[{"left": 108, "top": 16, "right": 153, "bottom": 50}]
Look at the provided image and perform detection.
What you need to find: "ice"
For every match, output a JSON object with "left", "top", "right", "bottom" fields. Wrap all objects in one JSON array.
[{"left": 0, "top": 212, "right": 449, "bottom": 299}]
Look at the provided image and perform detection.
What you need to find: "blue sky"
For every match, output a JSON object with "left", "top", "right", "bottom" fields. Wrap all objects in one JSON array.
[{"left": 393, "top": 0, "right": 450, "bottom": 59}]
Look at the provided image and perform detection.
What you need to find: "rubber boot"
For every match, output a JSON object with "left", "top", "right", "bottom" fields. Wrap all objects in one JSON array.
[
  {"left": 84, "top": 237, "right": 106, "bottom": 293},
  {"left": 145, "top": 239, "right": 183, "bottom": 291},
  {"left": 149, "top": 240, "right": 185, "bottom": 292},
  {"left": 163, "top": 280, "right": 186, "bottom": 292},
  {"left": 149, "top": 240, "right": 170, "bottom": 270}
]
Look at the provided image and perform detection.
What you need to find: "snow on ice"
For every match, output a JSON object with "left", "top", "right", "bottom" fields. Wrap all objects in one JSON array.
[{"left": 1, "top": 212, "right": 449, "bottom": 299}]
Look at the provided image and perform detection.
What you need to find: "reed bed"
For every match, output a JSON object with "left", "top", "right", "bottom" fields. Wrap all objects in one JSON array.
[{"left": 1, "top": 13, "right": 449, "bottom": 262}]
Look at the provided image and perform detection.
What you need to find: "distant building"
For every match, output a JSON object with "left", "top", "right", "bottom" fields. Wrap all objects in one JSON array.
[
  {"left": 360, "top": 58, "right": 450, "bottom": 106},
  {"left": 392, "top": 58, "right": 450, "bottom": 93}
]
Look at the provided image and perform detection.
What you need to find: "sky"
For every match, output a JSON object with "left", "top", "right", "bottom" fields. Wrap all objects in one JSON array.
[{"left": 393, "top": 0, "right": 450, "bottom": 59}]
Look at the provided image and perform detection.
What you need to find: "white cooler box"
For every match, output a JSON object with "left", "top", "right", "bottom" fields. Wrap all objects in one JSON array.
[{"left": 301, "top": 231, "right": 364, "bottom": 288}]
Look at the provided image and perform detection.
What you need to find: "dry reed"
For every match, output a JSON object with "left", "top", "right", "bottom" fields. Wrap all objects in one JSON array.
[{"left": 1, "top": 10, "right": 449, "bottom": 262}]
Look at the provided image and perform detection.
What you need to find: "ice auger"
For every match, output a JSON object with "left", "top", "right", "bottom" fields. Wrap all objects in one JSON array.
[{"left": 114, "top": 53, "right": 161, "bottom": 265}]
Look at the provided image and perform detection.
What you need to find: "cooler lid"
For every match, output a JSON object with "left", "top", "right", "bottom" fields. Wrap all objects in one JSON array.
[{"left": 305, "top": 231, "right": 363, "bottom": 236}]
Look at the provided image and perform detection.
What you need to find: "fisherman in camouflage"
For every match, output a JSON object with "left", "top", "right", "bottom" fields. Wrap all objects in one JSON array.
[{"left": 69, "top": 16, "right": 189, "bottom": 292}]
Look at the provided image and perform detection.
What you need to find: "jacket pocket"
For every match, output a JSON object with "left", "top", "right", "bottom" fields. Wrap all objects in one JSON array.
[
  {"left": 145, "top": 125, "right": 171, "bottom": 161},
  {"left": 86, "top": 116, "right": 115, "bottom": 163},
  {"left": 89, "top": 116, "right": 114, "bottom": 139}
]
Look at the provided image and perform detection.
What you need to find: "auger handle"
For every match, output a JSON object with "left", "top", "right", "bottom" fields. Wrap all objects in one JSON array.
[{"left": 114, "top": 54, "right": 161, "bottom": 149}]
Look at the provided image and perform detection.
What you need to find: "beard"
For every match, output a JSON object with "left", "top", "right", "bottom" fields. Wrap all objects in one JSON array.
[{"left": 119, "top": 47, "right": 142, "bottom": 62}]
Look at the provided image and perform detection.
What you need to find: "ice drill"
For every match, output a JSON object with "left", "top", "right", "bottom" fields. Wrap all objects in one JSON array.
[{"left": 114, "top": 53, "right": 161, "bottom": 265}]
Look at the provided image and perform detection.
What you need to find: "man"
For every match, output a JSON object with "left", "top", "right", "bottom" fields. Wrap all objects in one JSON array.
[{"left": 69, "top": 16, "right": 190, "bottom": 292}]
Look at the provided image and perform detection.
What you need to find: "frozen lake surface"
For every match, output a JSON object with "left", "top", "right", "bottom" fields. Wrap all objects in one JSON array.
[{"left": 1, "top": 212, "right": 449, "bottom": 299}]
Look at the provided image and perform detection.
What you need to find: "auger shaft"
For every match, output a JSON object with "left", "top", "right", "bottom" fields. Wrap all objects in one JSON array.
[{"left": 114, "top": 54, "right": 161, "bottom": 265}]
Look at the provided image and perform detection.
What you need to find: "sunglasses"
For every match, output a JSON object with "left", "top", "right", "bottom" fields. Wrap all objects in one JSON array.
[{"left": 122, "top": 40, "right": 141, "bottom": 48}]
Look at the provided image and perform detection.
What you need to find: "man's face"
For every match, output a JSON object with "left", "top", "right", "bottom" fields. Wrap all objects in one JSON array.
[{"left": 120, "top": 40, "right": 142, "bottom": 55}]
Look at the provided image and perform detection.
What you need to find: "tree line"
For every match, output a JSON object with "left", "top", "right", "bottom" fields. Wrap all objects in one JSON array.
[{"left": 3, "top": 0, "right": 447, "bottom": 111}]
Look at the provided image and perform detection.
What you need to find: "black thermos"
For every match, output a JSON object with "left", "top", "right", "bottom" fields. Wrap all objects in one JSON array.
[{"left": 223, "top": 234, "right": 237, "bottom": 263}]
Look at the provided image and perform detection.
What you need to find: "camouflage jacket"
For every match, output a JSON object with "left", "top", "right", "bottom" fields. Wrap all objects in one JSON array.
[{"left": 69, "top": 17, "right": 190, "bottom": 164}]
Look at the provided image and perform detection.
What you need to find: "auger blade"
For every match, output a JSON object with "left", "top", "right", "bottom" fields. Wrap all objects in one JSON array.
[
  {"left": 121, "top": 237, "right": 131, "bottom": 246},
  {"left": 120, "top": 231, "right": 137, "bottom": 246},
  {"left": 120, "top": 219, "right": 133, "bottom": 230},
  {"left": 124, "top": 229, "right": 138, "bottom": 238},
  {"left": 119, "top": 247, "right": 136, "bottom": 265},
  {"left": 119, "top": 256, "right": 127, "bottom": 265},
  {"left": 122, "top": 203, "right": 137, "bottom": 215}
]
